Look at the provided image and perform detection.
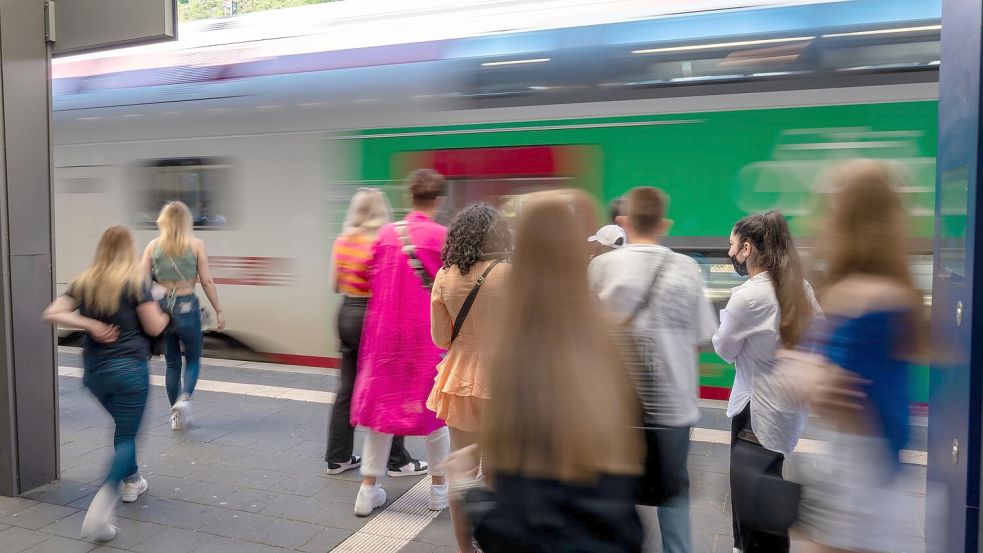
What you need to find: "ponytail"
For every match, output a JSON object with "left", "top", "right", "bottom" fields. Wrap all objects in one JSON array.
[{"left": 733, "top": 211, "right": 812, "bottom": 348}]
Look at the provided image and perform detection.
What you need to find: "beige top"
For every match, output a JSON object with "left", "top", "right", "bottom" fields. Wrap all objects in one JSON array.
[{"left": 429, "top": 260, "right": 511, "bottom": 400}]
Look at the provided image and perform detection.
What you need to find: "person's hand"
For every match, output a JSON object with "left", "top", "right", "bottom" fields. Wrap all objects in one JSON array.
[
  {"left": 813, "top": 367, "right": 870, "bottom": 427},
  {"left": 216, "top": 311, "right": 226, "bottom": 332},
  {"left": 88, "top": 322, "right": 119, "bottom": 344}
]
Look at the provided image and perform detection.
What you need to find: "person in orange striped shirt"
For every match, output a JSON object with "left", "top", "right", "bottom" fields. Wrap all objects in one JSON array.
[{"left": 325, "top": 188, "right": 425, "bottom": 477}]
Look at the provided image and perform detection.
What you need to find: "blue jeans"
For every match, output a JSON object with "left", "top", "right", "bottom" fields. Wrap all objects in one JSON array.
[
  {"left": 83, "top": 358, "right": 149, "bottom": 487},
  {"left": 657, "top": 426, "right": 691, "bottom": 553},
  {"left": 164, "top": 294, "right": 203, "bottom": 405}
]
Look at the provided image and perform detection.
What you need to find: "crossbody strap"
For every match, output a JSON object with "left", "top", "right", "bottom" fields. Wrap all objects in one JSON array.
[
  {"left": 623, "top": 251, "right": 669, "bottom": 326},
  {"left": 451, "top": 259, "right": 502, "bottom": 343},
  {"left": 395, "top": 221, "right": 434, "bottom": 290}
]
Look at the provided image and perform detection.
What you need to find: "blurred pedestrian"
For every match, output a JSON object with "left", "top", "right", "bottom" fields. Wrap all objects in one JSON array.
[
  {"left": 430, "top": 203, "right": 512, "bottom": 552},
  {"left": 142, "top": 201, "right": 225, "bottom": 430},
  {"left": 588, "top": 224, "right": 627, "bottom": 260},
  {"left": 712, "top": 211, "right": 820, "bottom": 553},
  {"left": 325, "top": 188, "right": 425, "bottom": 476},
  {"left": 589, "top": 187, "right": 717, "bottom": 553},
  {"left": 44, "top": 226, "right": 170, "bottom": 542},
  {"left": 471, "top": 194, "right": 644, "bottom": 553},
  {"left": 794, "top": 160, "right": 925, "bottom": 553},
  {"left": 350, "top": 169, "right": 451, "bottom": 516}
]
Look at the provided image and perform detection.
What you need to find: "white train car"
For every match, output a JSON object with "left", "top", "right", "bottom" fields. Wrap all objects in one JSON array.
[{"left": 51, "top": 0, "right": 940, "bottom": 366}]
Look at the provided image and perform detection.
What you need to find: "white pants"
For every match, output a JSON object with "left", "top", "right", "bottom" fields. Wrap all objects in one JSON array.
[{"left": 361, "top": 426, "right": 449, "bottom": 478}]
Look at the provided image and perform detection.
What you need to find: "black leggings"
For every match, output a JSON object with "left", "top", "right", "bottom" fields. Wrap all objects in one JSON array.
[
  {"left": 325, "top": 296, "right": 413, "bottom": 468},
  {"left": 730, "top": 403, "right": 790, "bottom": 553}
]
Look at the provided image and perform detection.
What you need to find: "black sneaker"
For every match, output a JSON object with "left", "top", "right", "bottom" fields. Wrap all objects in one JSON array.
[
  {"left": 325, "top": 455, "right": 361, "bottom": 475},
  {"left": 387, "top": 459, "right": 429, "bottom": 477}
]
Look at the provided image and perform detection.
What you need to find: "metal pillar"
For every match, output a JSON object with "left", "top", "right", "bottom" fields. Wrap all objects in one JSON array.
[
  {"left": 0, "top": 0, "right": 59, "bottom": 495},
  {"left": 929, "top": 1, "right": 983, "bottom": 551}
]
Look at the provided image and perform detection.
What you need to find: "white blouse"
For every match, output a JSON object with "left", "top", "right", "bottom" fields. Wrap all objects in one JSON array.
[{"left": 712, "top": 271, "right": 820, "bottom": 455}]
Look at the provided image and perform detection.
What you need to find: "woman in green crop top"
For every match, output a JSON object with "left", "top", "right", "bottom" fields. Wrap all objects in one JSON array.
[{"left": 142, "top": 201, "right": 225, "bottom": 431}]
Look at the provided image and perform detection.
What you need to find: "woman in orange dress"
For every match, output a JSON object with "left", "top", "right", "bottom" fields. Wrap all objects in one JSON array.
[{"left": 429, "top": 203, "right": 512, "bottom": 553}]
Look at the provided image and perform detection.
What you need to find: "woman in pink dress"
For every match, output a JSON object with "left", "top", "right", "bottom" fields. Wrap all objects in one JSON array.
[{"left": 350, "top": 169, "right": 450, "bottom": 516}]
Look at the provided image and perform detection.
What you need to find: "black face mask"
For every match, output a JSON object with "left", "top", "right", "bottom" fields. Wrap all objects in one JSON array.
[{"left": 731, "top": 252, "right": 749, "bottom": 277}]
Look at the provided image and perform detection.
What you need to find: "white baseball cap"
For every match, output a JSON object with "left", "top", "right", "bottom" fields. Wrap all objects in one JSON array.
[{"left": 588, "top": 225, "right": 626, "bottom": 248}]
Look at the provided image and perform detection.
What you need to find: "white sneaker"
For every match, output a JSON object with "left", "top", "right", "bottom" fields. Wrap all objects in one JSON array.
[
  {"left": 80, "top": 483, "right": 120, "bottom": 542},
  {"left": 121, "top": 476, "right": 148, "bottom": 503},
  {"left": 429, "top": 483, "right": 449, "bottom": 511},
  {"left": 354, "top": 484, "right": 386, "bottom": 517},
  {"left": 387, "top": 460, "right": 428, "bottom": 477},
  {"left": 170, "top": 411, "right": 183, "bottom": 431},
  {"left": 173, "top": 395, "right": 193, "bottom": 429}
]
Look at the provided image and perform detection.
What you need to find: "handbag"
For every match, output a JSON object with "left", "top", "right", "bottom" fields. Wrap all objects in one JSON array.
[
  {"left": 609, "top": 252, "right": 685, "bottom": 506},
  {"left": 451, "top": 259, "right": 502, "bottom": 343},
  {"left": 394, "top": 221, "right": 434, "bottom": 291},
  {"left": 731, "top": 432, "right": 802, "bottom": 534}
]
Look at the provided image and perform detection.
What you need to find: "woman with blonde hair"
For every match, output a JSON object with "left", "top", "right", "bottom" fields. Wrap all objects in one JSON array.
[
  {"left": 469, "top": 194, "right": 644, "bottom": 553},
  {"left": 794, "top": 159, "right": 925, "bottom": 553},
  {"left": 325, "top": 188, "right": 422, "bottom": 476},
  {"left": 43, "top": 226, "right": 170, "bottom": 542},
  {"left": 142, "top": 201, "right": 224, "bottom": 430}
]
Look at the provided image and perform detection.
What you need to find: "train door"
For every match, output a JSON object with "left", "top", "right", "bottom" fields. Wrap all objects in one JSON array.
[
  {"left": 392, "top": 145, "right": 601, "bottom": 223},
  {"left": 53, "top": 165, "right": 121, "bottom": 292}
]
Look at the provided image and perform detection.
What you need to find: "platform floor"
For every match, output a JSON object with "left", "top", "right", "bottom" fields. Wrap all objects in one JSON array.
[{"left": 0, "top": 349, "right": 927, "bottom": 553}]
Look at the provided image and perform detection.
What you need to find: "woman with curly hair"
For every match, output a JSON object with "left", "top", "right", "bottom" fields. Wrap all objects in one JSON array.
[{"left": 429, "top": 203, "right": 512, "bottom": 553}]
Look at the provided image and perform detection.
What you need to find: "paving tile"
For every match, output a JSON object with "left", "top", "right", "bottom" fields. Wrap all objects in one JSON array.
[
  {"left": 398, "top": 540, "right": 438, "bottom": 553},
  {"left": 0, "top": 526, "right": 51, "bottom": 553},
  {"left": 687, "top": 452, "right": 730, "bottom": 475},
  {"left": 118, "top": 496, "right": 224, "bottom": 531},
  {"left": 217, "top": 488, "right": 282, "bottom": 514},
  {"left": 0, "top": 502, "right": 79, "bottom": 530},
  {"left": 412, "top": 516, "right": 458, "bottom": 547},
  {"left": 20, "top": 535, "right": 95, "bottom": 553},
  {"left": 251, "top": 517, "right": 321, "bottom": 549},
  {"left": 100, "top": 519, "right": 168, "bottom": 550},
  {"left": 315, "top": 478, "right": 362, "bottom": 504},
  {"left": 259, "top": 495, "right": 328, "bottom": 522},
  {"left": 0, "top": 497, "right": 40, "bottom": 517},
  {"left": 22, "top": 481, "right": 99, "bottom": 506},
  {"left": 299, "top": 527, "right": 353, "bottom": 553},
  {"left": 89, "top": 547, "right": 130, "bottom": 553},
  {"left": 268, "top": 473, "right": 330, "bottom": 497},
  {"left": 168, "top": 479, "right": 235, "bottom": 506},
  {"left": 692, "top": 486, "right": 728, "bottom": 511},
  {"left": 307, "top": 501, "right": 375, "bottom": 532},
  {"left": 191, "top": 536, "right": 286, "bottom": 553},
  {"left": 130, "top": 527, "right": 213, "bottom": 553},
  {"left": 187, "top": 465, "right": 285, "bottom": 491},
  {"left": 198, "top": 510, "right": 274, "bottom": 541}
]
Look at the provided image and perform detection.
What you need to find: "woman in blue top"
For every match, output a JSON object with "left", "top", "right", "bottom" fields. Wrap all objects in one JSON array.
[
  {"left": 795, "top": 159, "right": 926, "bottom": 553},
  {"left": 142, "top": 201, "right": 225, "bottom": 430},
  {"left": 44, "top": 226, "right": 170, "bottom": 542}
]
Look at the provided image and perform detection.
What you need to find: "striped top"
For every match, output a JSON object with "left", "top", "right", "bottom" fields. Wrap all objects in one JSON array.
[{"left": 333, "top": 232, "right": 374, "bottom": 296}]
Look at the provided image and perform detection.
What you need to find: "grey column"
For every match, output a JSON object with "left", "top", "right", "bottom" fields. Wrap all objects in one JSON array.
[{"left": 0, "top": 0, "right": 59, "bottom": 495}]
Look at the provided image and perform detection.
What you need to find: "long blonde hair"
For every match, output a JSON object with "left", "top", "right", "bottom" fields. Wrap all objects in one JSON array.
[
  {"left": 71, "top": 226, "right": 146, "bottom": 315},
  {"left": 343, "top": 189, "right": 391, "bottom": 236},
  {"left": 821, "top": 159, "right": 926, "bottom": 354},
  {"left": 482, "top": 194, "right": 642, "bottom": 482},
  {"left": 156, "top": 201, "right": 194, "bottom": 258}
]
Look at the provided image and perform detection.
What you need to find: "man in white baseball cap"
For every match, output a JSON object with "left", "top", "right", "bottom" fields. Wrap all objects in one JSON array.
[{"left": 587, "top": 224, "right": 627, "bottom": 260}]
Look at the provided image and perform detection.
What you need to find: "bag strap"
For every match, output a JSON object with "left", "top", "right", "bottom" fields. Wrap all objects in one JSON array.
[
  {"left": 623, "top": 251, "right": 669, "bottom": 326},
  {"left": 395, "top": 221, "right": 434, "bottom": 290},
  {"left": 451, "top": 259, "right": 502, "bottom": 343}
]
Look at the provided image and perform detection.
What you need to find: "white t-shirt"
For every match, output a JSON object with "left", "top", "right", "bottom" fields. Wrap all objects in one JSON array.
[{"left": 588, "top": 244, "right": 718, "bottom": 428}]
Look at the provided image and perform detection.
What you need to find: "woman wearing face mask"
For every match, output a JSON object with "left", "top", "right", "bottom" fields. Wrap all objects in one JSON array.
[{"left": 712, "top": 211, "right": 820, "bottom": 553}]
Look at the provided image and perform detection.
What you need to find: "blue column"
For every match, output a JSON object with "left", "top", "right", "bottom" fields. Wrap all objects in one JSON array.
[{"left": 930, "top": 2, "right": 983, "bottom": 551}]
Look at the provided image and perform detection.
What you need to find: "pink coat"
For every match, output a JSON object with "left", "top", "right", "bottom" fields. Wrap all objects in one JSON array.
[{"left": 351, "top": 212, "right": 448, "bottom": 436}]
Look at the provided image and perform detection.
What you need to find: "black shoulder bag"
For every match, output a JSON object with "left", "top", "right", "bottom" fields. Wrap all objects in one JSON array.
[
  {"left": 451, "top": 260, "right": 502, "bottom": 344},
  {"left": 395, "top": 221, "right": 435, "bottom": 291},
  {"left": 610, "top": 252, "right": 686, "bottom": 506}
]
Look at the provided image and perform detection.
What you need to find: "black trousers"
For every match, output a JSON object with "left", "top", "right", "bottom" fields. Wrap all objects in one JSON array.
[
  {"left": 325, "top": 296, "right": 413, "bottom": 468},
  {"left": 730, "top": 403, "right": 790, "bottom": 553}
]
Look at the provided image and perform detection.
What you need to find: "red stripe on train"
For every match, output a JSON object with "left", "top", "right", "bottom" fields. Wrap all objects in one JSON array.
[{"left": 264, "top": 353, "right": 341, "bottom": 368}]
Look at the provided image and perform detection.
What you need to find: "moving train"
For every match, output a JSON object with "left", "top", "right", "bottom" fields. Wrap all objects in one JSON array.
[{"left": 52, "top": 0, "right": 940, "bottom": 405}]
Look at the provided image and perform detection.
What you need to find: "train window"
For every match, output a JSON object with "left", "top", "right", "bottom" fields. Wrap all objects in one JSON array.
[{"left": 133, "top": 158, "right": 235, "bottom": 229}]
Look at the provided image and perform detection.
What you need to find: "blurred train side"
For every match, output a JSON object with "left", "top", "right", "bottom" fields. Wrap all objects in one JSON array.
[{"left": 51, "top": 0, "right": 942, "bottom": 379}]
